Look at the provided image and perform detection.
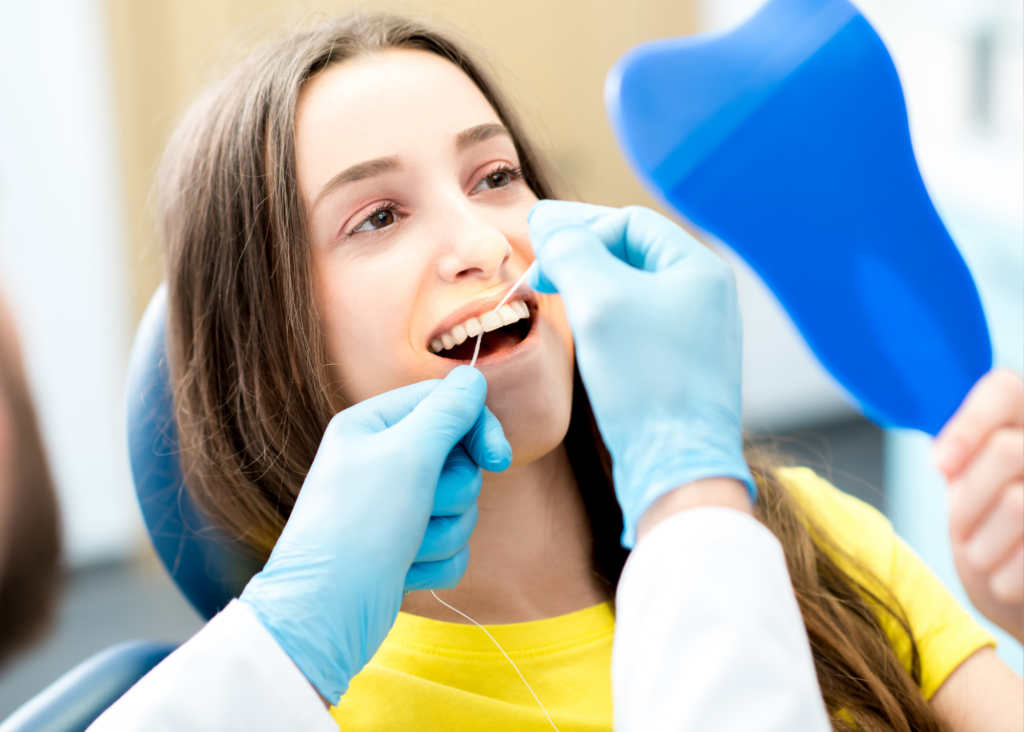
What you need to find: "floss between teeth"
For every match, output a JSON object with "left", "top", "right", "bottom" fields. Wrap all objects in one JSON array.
[
  {"left": 469, "top": 263, "right": 537, "bottom": 368},
  {"left": 432, "top": 261, "right": 559, "bottom": 730}
]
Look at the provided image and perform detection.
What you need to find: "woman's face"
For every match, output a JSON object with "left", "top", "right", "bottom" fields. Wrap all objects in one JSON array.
[{"left": 296, "top": 49, "right": 575, "bottom": 464}]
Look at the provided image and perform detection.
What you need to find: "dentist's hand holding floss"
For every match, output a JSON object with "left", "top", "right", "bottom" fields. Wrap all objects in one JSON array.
[
  {"left": 92, "top": 367, "right": 511, "bottom": 729},
  {"left": 240, "top": 367, "right": 512, "bottom": 704},
  {"left": 527, "top": 201, "right": 756, "bottom": 546},
  {"left": 528, "top": 200, "right": 831, "bottom": 732}
]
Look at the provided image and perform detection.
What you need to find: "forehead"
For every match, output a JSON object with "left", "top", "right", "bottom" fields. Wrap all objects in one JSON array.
[{"left": 295, "top": 49, "right": 503, "bottom": 181}]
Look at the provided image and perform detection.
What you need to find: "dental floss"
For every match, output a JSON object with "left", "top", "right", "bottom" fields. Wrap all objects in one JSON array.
[
  {"left": 440, "top": 262, "right": 560, "bottom": 730},
  {"left": 430, "top": 590, "right": 561, "bottom": 732},
  {"left": 469, "top": 263, "right": 537, "bottom": 369},
  {"left": 436, "top": 262, "right": 561, "bottom": 728}
]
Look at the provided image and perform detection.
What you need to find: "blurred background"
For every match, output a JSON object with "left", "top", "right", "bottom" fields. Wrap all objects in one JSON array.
[{"left": 0, "top": 0, "right": 1020, "bottom": 716}]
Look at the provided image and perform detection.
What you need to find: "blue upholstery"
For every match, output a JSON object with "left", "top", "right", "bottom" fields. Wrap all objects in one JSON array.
[
  {"left": 2, "top": 286, "right": 262, "bottom": 730},
  {"left": 125, "top": 284, "right": 264, "bottom": 621},
  {"left": 0, "top": 641, "right": 175, "bottom": 732},
  {"left": 606, "top": 0, "right": 991, "bottom": 435}
]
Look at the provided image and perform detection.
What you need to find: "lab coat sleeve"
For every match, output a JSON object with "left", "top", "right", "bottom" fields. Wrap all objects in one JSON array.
[
  {"left": 88, "top": 599, "right": 337, "bottom": 732},
  {"left": 613, "top": 507, "right": 831, "bottom": 732}
]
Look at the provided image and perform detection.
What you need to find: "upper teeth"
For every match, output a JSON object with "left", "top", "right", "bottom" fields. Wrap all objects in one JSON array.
[{"left": 430, "top": 300, "right": 530, "bottom": 353}]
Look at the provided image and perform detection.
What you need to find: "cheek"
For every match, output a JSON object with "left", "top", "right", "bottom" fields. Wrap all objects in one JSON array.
[
  {"left": 315, "top": 256, "right": 421, "bottom": 407},
  {"left": 488, "top": 188, "right": 538, "bottom": 261},
  {"left": 543, "top": 294, "right": 575, "bottom": 364}
]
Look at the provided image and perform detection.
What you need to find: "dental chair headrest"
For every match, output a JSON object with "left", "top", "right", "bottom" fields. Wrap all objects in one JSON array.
[{"left": 125, "top": 285, "right": 263, "bottom": 621}]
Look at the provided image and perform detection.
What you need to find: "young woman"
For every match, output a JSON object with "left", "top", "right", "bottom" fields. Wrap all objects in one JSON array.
[{"left": 156, "top": 13, "right": 1021, "bottom": 731}]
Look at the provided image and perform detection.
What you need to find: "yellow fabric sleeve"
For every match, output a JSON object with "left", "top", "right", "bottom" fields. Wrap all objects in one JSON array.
[{"left": 778, "top": 467, "right": 996, "bottom": 699}]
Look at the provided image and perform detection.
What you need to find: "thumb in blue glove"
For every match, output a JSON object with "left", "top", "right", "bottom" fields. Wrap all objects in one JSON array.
[
  {"left": 527, "top": 201, "right": 755, "bottom": 548},
  {"left": 240, "top": 365, "right": 511, "bottom": 703}
]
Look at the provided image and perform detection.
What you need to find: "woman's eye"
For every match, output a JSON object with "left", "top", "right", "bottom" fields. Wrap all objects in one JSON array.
[
  {"left": 484, "top": 171, "right": 511, "bottom": 188},
  {"left": 471, "top": 167, "right": 518, "bottom": 194},
  {"left": 352, "top": 207, "right": 397, "bottom": 234}
]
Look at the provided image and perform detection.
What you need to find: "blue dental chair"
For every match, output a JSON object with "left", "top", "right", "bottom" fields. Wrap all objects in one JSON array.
[
  {"left": 0, "top": 286, "right": 263, "bottom": 732},
  {"left": 120, "top": 284, "right": 264, "bottom": 620}
]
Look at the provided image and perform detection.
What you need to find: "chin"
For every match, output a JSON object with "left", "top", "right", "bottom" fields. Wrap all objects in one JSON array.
[{"left": 481, "top": 322, "right": 575, "bottom": 467}]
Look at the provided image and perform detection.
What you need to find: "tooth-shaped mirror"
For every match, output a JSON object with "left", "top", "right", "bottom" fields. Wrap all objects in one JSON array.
[{"left": 605, "top": 0, "right": 991, "bottom": 435}]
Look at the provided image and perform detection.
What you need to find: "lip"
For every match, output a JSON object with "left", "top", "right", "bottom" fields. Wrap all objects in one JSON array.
[{"left": 427, "top": 283, "right": 538, "bottom": 348}]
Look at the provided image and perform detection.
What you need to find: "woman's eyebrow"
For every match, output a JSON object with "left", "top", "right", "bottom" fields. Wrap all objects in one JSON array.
[
  {"left": 313, "top": 155, "right": 401, "bottom": 209},
  {"left": 456, "top": 123, "right": 511, "bottom": 151},
  {"left": 312, "top": 126, "right": 509, "bottom": 209}
]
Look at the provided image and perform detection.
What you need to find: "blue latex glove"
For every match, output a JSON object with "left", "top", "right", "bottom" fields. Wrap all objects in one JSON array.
[
  {"left": 528, "top": 201, "right": 755, "bottom": 548},
  {"left": 240, "top": 366, "right": 511, "bottom": 703}
]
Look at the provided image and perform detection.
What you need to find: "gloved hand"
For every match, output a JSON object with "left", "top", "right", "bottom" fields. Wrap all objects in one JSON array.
[
  {"left": 528, "top": 201, "right": 755, "bottom": 548},
  {"left": 240, "top": 366, "right": 511, "bottom": 704}
]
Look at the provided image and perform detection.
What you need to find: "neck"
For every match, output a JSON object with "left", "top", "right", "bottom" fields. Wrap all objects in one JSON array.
[{"left": 401, "top": 442, "right": 608, "bottom": 624}]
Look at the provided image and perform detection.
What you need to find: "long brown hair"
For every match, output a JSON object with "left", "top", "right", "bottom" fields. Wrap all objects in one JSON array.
[{"left": 160, "top": 14, "right": 945, "bottom": 731}]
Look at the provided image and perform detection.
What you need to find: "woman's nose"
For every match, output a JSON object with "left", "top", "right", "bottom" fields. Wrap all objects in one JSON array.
[{"left": 435, "top": 212, "right": 512, "bottom": 283}]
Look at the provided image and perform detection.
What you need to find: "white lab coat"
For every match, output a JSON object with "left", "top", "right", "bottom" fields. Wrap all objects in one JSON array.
[{"left": 89, "top": 508, "right": 830, "bottom": 732}]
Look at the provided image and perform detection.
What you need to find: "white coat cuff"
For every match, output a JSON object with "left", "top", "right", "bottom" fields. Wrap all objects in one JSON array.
[
  {"left": 613, "top": 507, "right": 830, "bottom": 732},
  {"left": 89, "top": 599, "right": 336, "bottom": 732}
]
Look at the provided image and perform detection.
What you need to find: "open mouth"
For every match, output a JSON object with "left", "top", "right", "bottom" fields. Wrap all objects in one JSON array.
[{"left": 429, "top": 300, "right": 535, "bottom": 362}]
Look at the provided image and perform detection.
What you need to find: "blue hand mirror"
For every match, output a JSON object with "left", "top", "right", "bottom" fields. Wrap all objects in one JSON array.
[{"left": 605, "top": 0, "right": 991, "bottom": 435}]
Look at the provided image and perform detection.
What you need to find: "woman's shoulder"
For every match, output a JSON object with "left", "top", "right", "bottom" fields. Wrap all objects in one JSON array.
[
  {"left": 775, "top": 466, "right": 995, "bottom": 699},
  {"left": 775, "top": 466, "right": 891, "bottom": 565}
]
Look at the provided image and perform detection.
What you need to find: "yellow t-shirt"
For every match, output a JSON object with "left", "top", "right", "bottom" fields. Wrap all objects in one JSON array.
[
  {"left": 777, "top": 467, "right": 995, "bottom": 699},
  {"left": 330, "top": 468, "right": 994, "bottom": 730}
]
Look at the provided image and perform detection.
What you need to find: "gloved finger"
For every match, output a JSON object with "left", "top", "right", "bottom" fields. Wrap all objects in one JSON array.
[
  {"left": 528, "top": 221, "right": 626, "bottom": 302},
  {"left": 527, "top": 261, "right": 558, "bottom": 294},
  {"left": 337, "top": 378, "right": 442, "bottom": 436},
  {"left": 529, "top": 200, "right": 617, "bottom": 226},
  {"left": 586, "top": 205, "right": 711, "bottom": 273},
  {"left": 528, "top": 201, "right": 617, "bottom": 294},
  {"left": 415, "top": 505, "right": 479, "bottom": 563},
  {"left": 396, "top": 366, "right": 489, "bottom": 464},
  {"left": 404, "top": 546, "right": 471, "bottom": 592},
  {"left": 434, "top": 444, "right": 483, "bottom": 515},
  {"left": 528, "top": 203, "right": 614, "bottom": 294},
  {"left": 531, "top": 201, "right": 712, "bottom": 276},
  {"left": 461, "top": 405, "right": 512, "bottom": 473}
]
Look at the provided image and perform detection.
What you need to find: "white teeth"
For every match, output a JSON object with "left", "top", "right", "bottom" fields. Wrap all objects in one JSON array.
[
  {"left": 498, "top": 305, "right": 518, "bottom": 326},
  {"left": 482, "top": 312, "right": 504, "bottom": 332},
  {"left": 430, "top": 300, "right": 532, "bottom": 353}
]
